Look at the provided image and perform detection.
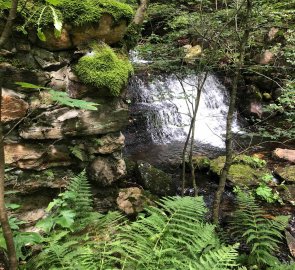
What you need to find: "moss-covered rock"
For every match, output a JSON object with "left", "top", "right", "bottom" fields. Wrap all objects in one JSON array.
[
  {"left": 275, "top": 165, "right": 295, "bottom": 183},
  {"left": 13, "top": 0, "right": 133, "bottom": 28},
  {"left": 56, "top": 0, "right": 134, "bottom": 26},
  {"left": 136, "top": 161, "right": 173, "bottom": 196},
  {"left": 75, "top": 44, "right": 133, "bottom": 96},
  {"left": 11, "top": 0, "right": 134, "bottom": 50},
  {"left": 210, "top": 155, "right": 271, "bottom": 186},
  {"left": 191, "top": 155, "right": 211, "bottom": 171}
]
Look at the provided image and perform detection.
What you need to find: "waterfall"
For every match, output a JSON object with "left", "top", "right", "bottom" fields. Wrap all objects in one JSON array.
[{"left": 127, "top": 73, "right": 240, "bottom": 148}]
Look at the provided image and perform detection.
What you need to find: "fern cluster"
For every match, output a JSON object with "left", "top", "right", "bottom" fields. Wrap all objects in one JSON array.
[
  {"left": 74, "top": 197, "right": 246, "bottom": 270},
  {"left": 230, "top": 188, "right": 289, "bottom": 267},
  {"left": 22, "top": 173, "right": 293, "bottom": 270}
]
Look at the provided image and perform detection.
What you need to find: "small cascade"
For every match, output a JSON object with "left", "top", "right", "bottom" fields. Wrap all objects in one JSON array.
[{"left": 127, "top": 73, "right": 240, "bottom": 148}]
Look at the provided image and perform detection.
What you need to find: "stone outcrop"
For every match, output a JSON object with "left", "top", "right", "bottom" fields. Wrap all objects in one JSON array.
[{"left": 1, "top": 17, "right": 131, "bottom": 196}]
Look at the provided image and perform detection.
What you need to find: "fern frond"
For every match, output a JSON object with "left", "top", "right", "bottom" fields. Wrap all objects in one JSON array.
[
  {"left": 112, "top": 196, "right": 237, "bottom": 270},
  {"left": 231, "top": 189, "right": 288, "bottom": 267},
  {"left": 194, "top": 243, "right": 240, "bottom": 270},
  {"left": 65, "top": 170, "right": 93, "bottom": 219}
]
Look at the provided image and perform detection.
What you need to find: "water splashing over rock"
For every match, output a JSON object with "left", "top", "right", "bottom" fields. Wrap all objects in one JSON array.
[{"left": 127, "top": 73, "right": 240, "bottom": 148}]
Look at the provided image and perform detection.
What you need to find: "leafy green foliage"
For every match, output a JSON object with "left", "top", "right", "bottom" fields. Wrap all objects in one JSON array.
[
  {"left": 36, "top": 5, "right": 62, "bottom": 41},
  {"left": 15, "top": 82, "right": 98, "bottom": 110},
  {"left": 255, "top": 174, "right": 283, "bottom": 204},
  {"left": 231, "top": 188, "right": 289, "bottom": 267},
  {"left": 37, "top": 170, "right": 93, "bottom": 233},
  {"left": 76, "top": 196, "right": 241, "bottom": 270},
  {"left": 234, "top": 155, "right": 266, "bottom": 168},
  {"left": 27, "top": 194, "right": 242, "bottom": 269},
  {"left": 0, "top": 202, "right": 43, "bottom": 261},
  {"left": 69, "top": 145, "right": 86, "bottom": 161},
  {"left": 75, "top": 44, "right": 133, "bottom": 96}
]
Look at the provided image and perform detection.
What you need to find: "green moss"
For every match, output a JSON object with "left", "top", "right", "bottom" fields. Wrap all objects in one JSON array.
[
  {"left": 56, "top": 0, "right": 134, "bottom": 26},
  {"left": 233, "top": 155, "right": 266, "bottom": 168},
  {"left": 192, "top": 156, "right": 210, "bottom": 170},
  {"left": 210, "top": 156, "right": 270, "bottom": 186},
  {"left": 276, "top": 165, "right": 295, "bottom": 182},
  {"left": 75, "top": 44, "right": 133, "bottom": 96},
  {"left": 10, "top": 0, "right": 133, "bottom": 30}
]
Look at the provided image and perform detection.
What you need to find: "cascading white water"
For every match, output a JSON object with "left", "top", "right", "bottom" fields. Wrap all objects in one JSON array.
[{"left": 129, "top": 74, "right": 240, "bottom": 148}]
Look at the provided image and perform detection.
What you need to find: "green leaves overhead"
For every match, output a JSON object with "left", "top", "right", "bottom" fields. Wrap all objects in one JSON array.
[{"left": 15, "top": 82, "right": 98, "bottom": 111}]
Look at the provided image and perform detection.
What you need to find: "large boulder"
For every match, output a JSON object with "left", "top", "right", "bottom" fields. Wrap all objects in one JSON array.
[
  {"left": 209, "top": 155, "right": 270, "bottom": 186},
  {"left": 88, "top": 154, "right": 126, "bottom": 186},
  {"left": 136, "top": 161, "right": 173, "bottom": 196},
  {"left": 30, "top": 15, "right": 128, "bottom": 51}
]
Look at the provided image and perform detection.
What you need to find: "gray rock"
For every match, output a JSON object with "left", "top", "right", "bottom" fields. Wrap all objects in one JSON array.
[
  {"left": 88, "top": 155, "right": 126, "bottom": 186},
  {"left": 20, "top": 101, "right": 129, "bottom": 139}
]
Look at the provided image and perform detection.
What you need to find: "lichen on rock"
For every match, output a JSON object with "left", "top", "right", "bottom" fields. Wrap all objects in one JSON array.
[{"left": 75, "top": 44, "right": 133, "bottom": 96}]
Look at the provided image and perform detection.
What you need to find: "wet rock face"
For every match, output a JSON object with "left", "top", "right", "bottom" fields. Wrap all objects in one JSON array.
[
  {"left": 1, "top": 43, "right": 129, "bottom": 198},
  {"left": 136, "top": 161, "right": 173, "bottom": 196},
  {"left": 88, "top": 154, "right": 126, "bottom": 186}
]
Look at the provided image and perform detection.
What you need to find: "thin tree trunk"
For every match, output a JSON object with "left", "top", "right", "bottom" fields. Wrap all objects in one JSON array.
[
  {"left": 181, "top": 119, "right": 193, "bottom": 196},
  {"left": 181, "top": 73, "right": 208, "bottom": 196},
  {"left": 189, "top": 73, "right": 208, "bottom": 196},
  {"left": 133, "top": 0, "right": 149, "bottom": 25},
  {"left": 0, "top": 0, "right": 19, "bottom": 47},
  {"left": 213, "top": 0, "right": 252, "bottom": 225},
  {"left": 0, "top": 85, "right": 18, "bottom": 269}
]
